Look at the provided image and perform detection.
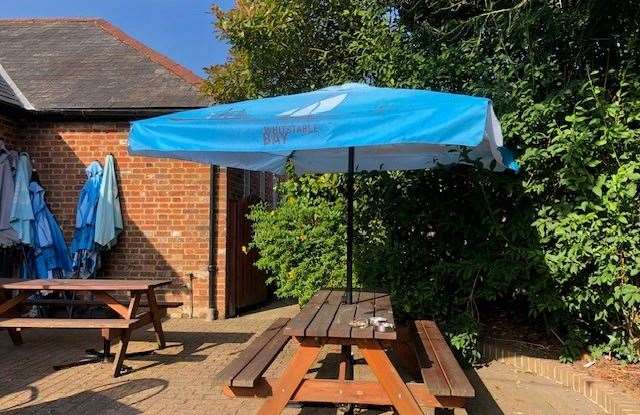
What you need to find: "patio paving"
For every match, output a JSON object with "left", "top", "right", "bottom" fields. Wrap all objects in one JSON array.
[{"left": 0, "top": 301, "right": 605, "bottom": 415}]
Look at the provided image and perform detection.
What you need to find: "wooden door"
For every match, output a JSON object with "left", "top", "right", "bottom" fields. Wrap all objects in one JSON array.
[{"left": 228, "top": 197, "right": 269, "bottom": 315}]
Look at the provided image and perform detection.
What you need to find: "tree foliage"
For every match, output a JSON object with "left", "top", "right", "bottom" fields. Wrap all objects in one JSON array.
[{"left": 206, "top": 0, "right": 640, "bottom": 362}]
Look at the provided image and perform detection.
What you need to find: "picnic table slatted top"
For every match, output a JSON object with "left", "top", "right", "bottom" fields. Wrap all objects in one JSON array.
[
  {"left": 0, "top": 278, "right": 172, "bottom": 291},
  {"left": 283, "top": 289, "right": 396, "bottom": 340}
]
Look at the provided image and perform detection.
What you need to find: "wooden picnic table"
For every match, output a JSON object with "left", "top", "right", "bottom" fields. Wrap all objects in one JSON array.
[
  {"left": 0, "top": 278, "right": 172, "bottom": 377},
  {"left": 262, "top": 289, "right": 421, "bottom": 414},
  {"left": 219, "top": 288, "right": 474, "bottom": 414}
]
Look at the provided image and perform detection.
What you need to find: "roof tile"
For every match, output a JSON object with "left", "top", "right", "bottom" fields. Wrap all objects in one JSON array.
[
  {"left": 0, "top": 18, "right": 210, "bottom": 111},
  {"left": 0, "top": 69, "right": 22, "bottom": 108}
]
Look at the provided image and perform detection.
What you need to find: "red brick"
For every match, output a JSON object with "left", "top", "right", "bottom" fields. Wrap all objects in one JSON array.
[{"left": 2, "top": 115, "right": 271, "bottom": 319}]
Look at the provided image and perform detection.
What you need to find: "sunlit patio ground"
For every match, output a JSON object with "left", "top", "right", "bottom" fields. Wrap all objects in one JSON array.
[{"left": 0, "top": 301, "right": 605, "bottom": 415}]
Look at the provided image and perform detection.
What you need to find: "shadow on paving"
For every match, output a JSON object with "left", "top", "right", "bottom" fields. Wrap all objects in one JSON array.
[
  {"left": 304, "top": 352, "right": 504, "bottom": 415},
  {"left": 234, "top": 298, "right": 299, "bottom": 318},
  {"left": 0, "top": 378, "right": 168, "bottom": 414},
  {"left": 122, "top": 329, "right": 253, "bottom": 373},
  {"left": 0, "top": 328, "right": 252, "bottom": 404},
  {"left": 464, "top": 368, "right": 505, "bottom": 415}
]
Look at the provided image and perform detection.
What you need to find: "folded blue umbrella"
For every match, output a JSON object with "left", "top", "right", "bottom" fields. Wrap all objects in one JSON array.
[
  {"left": 0, "top": 144, "right": 19, "bottom": 247},
  {"left": 69, "top": 161, "right": 103, "bottom": 278},
  {"left": 71, "top": 161, "right": 103, "bottom": 253},
  {"left": 95, "top": 154, "right": 123, "bottom": 250},
  {"left": 10, "top": 153, "right": 34, "bottom": 245},
  {"left": 25, "top": 181, "right": 73, "bottom": 278}
]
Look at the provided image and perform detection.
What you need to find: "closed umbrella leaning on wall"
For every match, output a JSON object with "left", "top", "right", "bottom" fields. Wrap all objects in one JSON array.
[
  {"left": 0, "top": 142, "right": 19, "bottom": 247},
  {"left": 25, "top": 181, "right": 73, "bottom": 279},
  {"left": 69, "top": 154, "right": 123, "bottom": 279},
  {"left": 94, "top": 154, "right": 123, "bottom": 251},
  {"left": 10, "top": 152, "right": 34, "bottom": 247},
  {"left": 70, "top": 161, "right": 103, "bottom": 278}
]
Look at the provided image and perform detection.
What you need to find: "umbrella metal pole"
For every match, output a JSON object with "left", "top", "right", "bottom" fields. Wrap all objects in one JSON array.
[
  {"left": 346, "top": 146, "right": 354, "bottom": 305},
  {"left": 341, "top": 146, "right": 355, "bottom": 414}
]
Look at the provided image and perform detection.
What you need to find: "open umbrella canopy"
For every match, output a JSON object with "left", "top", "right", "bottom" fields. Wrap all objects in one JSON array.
[
  {"left": 129, "top": 83, "right": 518, "bottom": 174},
  {"left": 129, "top": 83, "right": 519, "bottom": 305}
]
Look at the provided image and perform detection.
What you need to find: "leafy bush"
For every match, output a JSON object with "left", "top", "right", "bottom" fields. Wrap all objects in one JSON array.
[
  {"left": 207, "top": 0, "right": 640, "bottom": 363},
  {"left": 249, "top": 172, "right": 348, "bottom": 304},
  {"left": 526, "top": 78, "right": 640, "bottom": 362}
]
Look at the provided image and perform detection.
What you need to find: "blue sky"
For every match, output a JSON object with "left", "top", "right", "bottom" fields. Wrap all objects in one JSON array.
[{"left": 0, "top": 0, "right": 234, "bottom": 77}]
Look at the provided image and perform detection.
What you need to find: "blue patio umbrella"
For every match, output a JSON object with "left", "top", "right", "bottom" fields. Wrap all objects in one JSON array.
[{"left": 129, "top": 83, "right": 518, "bottom": 302}]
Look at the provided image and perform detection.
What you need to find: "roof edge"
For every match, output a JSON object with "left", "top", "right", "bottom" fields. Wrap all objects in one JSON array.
[
  {"left": 93, "top": 19, "right": 204, "bottom": 87},
  {"left": 0, "top": 63, "right": 35, "bottom": 110},
  {"left": 0, "top": 17, "right": 204, "bottom": 87},
  {"left": 0, "top": 17, "right": 103, "bottom": 24},
  {"left": 9, "top": 106, "right": 206, "bottom": 122},
  {"left": 36, "top": 106, "right": 204, "bottom": 112}
]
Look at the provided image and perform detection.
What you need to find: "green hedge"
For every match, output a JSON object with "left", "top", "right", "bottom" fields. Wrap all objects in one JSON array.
[{"left": 207, "top": 0, "right": 640, "bottom": 363}]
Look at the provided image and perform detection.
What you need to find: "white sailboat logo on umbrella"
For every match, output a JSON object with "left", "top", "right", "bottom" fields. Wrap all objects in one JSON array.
[{"left": 278, "top": 93, "right": 347, "bottom": 117}]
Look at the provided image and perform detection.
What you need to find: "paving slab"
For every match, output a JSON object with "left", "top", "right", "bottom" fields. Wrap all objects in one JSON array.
[
  {"left": 466, "top": 361, "right": 605, "bottom": 415},
  {"left": 0, "top": 301, "right": 606, "bottom": 414}
]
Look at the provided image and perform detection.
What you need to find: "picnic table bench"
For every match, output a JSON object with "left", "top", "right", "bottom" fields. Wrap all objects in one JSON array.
[
  {"left": 215, "top": 317, "right": 290, "bottom": 387},
  {"left": 411, "top": 320, "right": 475, "bottom": 400},
  {"left": 23, "top": 298, "right": 183, "bottom": 309},
  {"left": 217, "top": 289, "right": 474, "bottom": 415},
  {"left": 0, "top": 278, "right": 174, "bottom": 377}
]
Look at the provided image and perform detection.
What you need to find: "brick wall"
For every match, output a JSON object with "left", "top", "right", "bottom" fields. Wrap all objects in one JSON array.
[
  {"left": 0, "top": 111, "right": 269, "bottom": 320},
  {"left": 0, "top": 112, "right": 20, "bottom": 148},
  {"left": 20, "top": 119, "right": 214, "bottom": 318},
  {"left": 214, "top": 168, "right": 228, "bottom": 318}
]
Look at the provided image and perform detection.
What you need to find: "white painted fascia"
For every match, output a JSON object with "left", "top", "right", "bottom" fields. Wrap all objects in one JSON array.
[{"left": 0, "top": 63, "right": 35, "bottom": 110}]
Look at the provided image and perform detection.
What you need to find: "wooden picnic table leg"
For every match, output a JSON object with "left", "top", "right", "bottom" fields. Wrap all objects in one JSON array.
[
  {"left": 392, "top": 339, "right": 420, "bottom": 379},
  {"left": 256, "top": 337, "right": 322, "bottom": 415},
  {"left": 0, "top": 291, "right": 30, "bottom": 315},
  {"left": 339, "top": 344, "right": 353, "bottom": 381},
  {"left": 93, "top": 292, "right": 129, "bottom": 318},
  {"left": 0, "top": 289, "right": 29, "bottom": 346},
  {"left": 112, "top": 329, "right": 131, "bottom": 377},
  {"left": 112, "top": 292, "right": 141, "bottom": 377},
  {"left": 146, "top": 288, "right": 166, "bottom": 349},
  {"left": 100, "top": 328, "right": 113, "bottom": 362},
  {"left": 7, "top": 327, "right": 23, "bottom": 345},
  {"left": 358, "top": 339, "right": 424, "bottom": 415}
]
